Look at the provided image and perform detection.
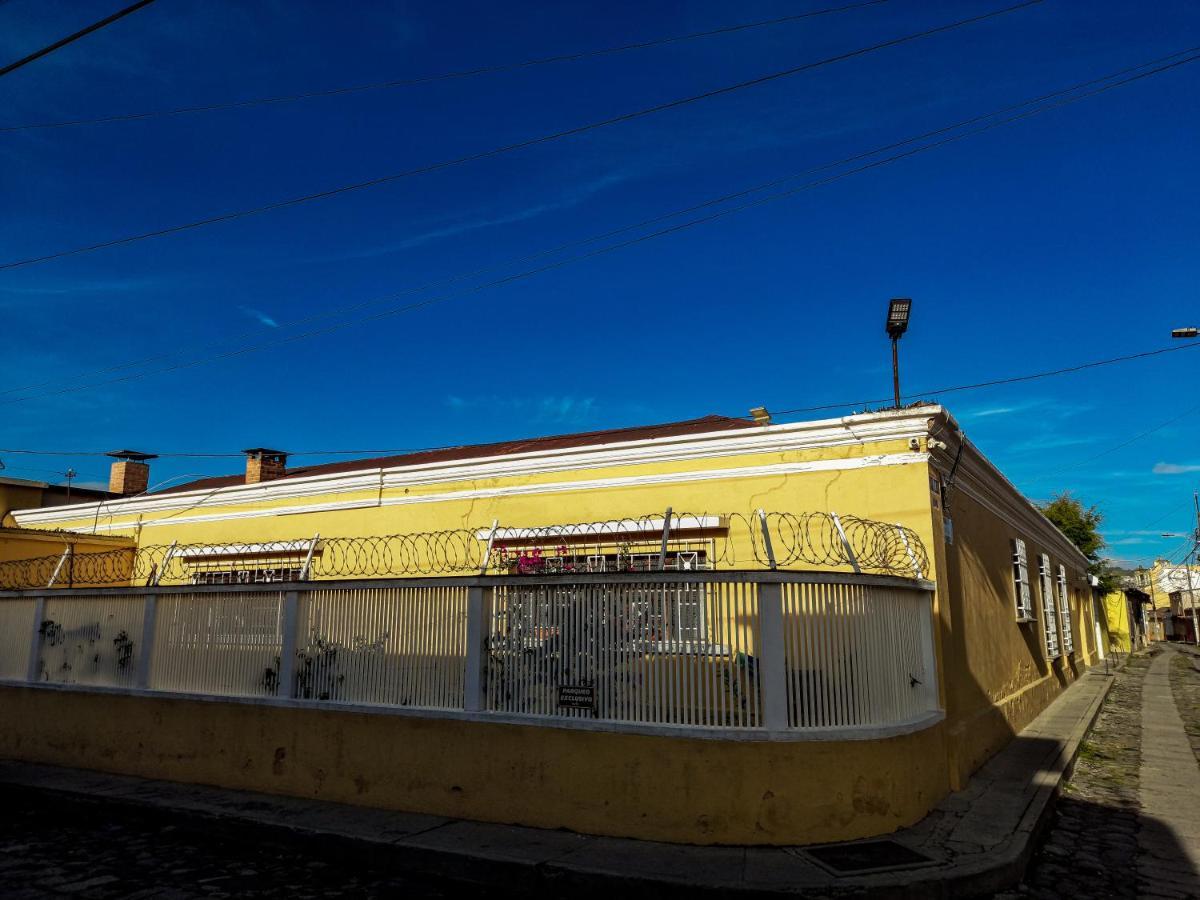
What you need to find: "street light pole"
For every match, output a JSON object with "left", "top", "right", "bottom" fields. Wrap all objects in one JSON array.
[
  {"left": 1190, "top": 492, "right": 1200, "bottom": 645},
  {"left": 886, "top": 299, "right": 912, "bottom": 410},
  {"left": 1169, "top": 326, "right": 1200, "bottom": 645}
]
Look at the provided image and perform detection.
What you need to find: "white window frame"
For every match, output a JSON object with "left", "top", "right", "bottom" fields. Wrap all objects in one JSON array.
[
  {"left": 1039, "top": 554, "right": 1060, "bottom": 658},
  {"left": 1058, "top": 565, "right": 1074, "bottom": 655},
  {"left": 1013, "top": 539, "right": 1034, "bottom": 622}
]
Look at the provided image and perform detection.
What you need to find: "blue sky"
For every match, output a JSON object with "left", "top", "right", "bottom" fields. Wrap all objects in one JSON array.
[{"left": 0, "top": 0, "right": 1197, "bottom": 566}]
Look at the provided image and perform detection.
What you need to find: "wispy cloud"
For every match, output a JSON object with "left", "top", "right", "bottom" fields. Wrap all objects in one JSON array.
[
  {"left": 238, "top": 306, "right": 279, "bottom": 328},
  {"left": 445, "top": 394, "right": 598, "bottom": 425},
  {"left": 955, "top": 398, "right": 1094, "bottom": 422},
  {"left": 1008, "top": 434, "right": 1098, "bottom": 453},
  {"left": 1152, "top": 462, "right": 1200, "bottom": 476},
  {"left": 313, "top": 171, "right": 631, "bottom": 264}
]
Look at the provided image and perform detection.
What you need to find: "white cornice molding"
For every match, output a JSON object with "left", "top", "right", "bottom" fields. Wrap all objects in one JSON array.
[
  {"left": 12, "top": 409, "right": 937, "bottom": 528},
  {"left": 926, "top": 414, "right": 1089, "bottom": 570},
  {"left": 54, "top": 452, "right": 928, "bottom": 533}
]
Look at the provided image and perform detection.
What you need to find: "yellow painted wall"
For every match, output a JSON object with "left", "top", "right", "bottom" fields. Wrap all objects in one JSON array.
[
  {"left": 25, "top": 437, "right": 937, "bottom": 569},
  {"left": 0, "top": 528, "right": 135, "bottom": 589},
  {"left": 0, "top": 413, "right": 1103, "bottom": 842},
  {"left": 940, "top": 485, "right": 1095, "bottom": 788},
  {"left": 0, "top": 685, "right": 948, "bottom": 846},
  {"left": 1101, "top": 592, "right": 1133, "bottom": 653}
]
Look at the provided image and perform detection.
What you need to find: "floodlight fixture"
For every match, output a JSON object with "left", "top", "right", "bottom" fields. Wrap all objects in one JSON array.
[
  {"left": 885, "top": 298, "right": 912, "bottom": 409},
  {"left": 1172, "top": 327, "right": 1199, "bottom": 339},
  {"left": 886, "top": 298, "right": 912, "bottom": 339}
]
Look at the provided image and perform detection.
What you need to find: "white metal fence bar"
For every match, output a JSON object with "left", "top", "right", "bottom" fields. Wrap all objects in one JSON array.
[
  {"left": 485, "top": 579, "right": 762, "bottom": 728},
  {"left": 149, "top": 591, "right": 285, "bottom": 698},
  {"left": 779, "top": 581, "right": 935, "bottom": 728},
  {"left": 36, "top": 593, "right": 147, "bottom": 687},
  {"left": 0, "top": 597, "right": 36, "bottom": 681},
  {"left": 293, "top": 585, "right": 467, "bottom": 709},
  {"left": 0, "top": 572, "right": 938, "bottom": 735},
  {"left": 136, "top": 594, "right": 157, "bottom": 689}
]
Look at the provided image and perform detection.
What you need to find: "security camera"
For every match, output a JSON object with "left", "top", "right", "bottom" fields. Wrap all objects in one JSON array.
[
  {"left": 928, "top": 438, "right": 948, "bottom": 451},
  {"left": 909, "top": 438, "right": 921, "bottom": 451}
]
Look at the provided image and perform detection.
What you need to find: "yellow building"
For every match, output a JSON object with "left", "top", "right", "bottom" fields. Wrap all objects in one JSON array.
[{"left": 0, "top": 406, "right": 1102, "bottom": 845}]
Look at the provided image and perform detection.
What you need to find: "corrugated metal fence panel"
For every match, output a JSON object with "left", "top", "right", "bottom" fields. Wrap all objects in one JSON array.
[
  {"left": 486, "top": 580, "right": 762, "bottom": 728},
  {"left": 0, "top": 599, "right": 36, "bottom": 680},
  {"left": 295, "top": 586, "right": 467, "bottom": 709},
  {"left": 149, "top": 591, "right": 283, "bottom": 698},
  {"left": 781, "top": 582, "right": 934, "bottom": 729},
  {"left": 37, "top": 594, "right": 146, "bottom": 688}
]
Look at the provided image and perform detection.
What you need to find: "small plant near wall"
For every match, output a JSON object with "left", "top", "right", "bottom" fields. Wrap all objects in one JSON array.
[
  {"left": 38, "top": 620, "right": 63, "bottom": 646},
  {"left": 295, "top": 636, "right": 345, "bottom": 701},
  {"left": 112, "top": 631, "right": 135, "bottom": 670},
  {"left": 261, "top": 656, "right": 281, "bottom": 695}
]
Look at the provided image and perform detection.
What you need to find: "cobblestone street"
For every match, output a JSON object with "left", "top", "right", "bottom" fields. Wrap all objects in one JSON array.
[
  {"left": 0, "top": 787, "right": 503, "bottom": 899},
  {"left": 1001, "top": 644, "right": 1200, "bottom": 900}
]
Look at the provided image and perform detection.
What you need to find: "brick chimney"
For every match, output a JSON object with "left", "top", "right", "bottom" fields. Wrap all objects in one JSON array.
[
  {"left": 243, "top": 448, "right": 288, "bottom": 485},
  {"left": 106, "top": 450, "right": 157, "bottom": 496}
]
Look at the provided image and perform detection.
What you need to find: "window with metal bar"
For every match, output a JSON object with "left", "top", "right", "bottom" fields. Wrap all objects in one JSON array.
[
  {"left": 1057, "top": 564, "right": 1074, "bottom": 655},
  {"left": 1013, "top": 539, "right": 1034, "bottom": 622},
  {"left": 1039, "top": 554, "right": 1060, "bottom": 658}
]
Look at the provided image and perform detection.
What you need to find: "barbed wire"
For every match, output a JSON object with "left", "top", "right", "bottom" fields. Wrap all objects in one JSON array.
[{"left": 0, "top": 511, "right": 928, "bottom": 590}]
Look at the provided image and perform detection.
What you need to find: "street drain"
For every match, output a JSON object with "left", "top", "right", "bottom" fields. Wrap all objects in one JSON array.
[{"left": 801, "top": 839, "right": 936, "bottom": 876}]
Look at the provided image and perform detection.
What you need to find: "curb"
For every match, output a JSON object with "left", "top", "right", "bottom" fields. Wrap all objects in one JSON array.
[{"left": 0, "top": 669, "right": 1118, "bottom": 898}]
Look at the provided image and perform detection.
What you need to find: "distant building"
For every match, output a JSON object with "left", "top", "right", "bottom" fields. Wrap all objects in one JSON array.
[{"left": 0, "top": 475, "right": 113, "bottom": 525}]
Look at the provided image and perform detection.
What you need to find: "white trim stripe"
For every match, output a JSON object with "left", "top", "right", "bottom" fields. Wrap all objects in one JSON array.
[
  {"left": 11, "top": 410, "right": 936, "bottom": 528},
  {"left": 52, "top": 453, "right": 928, "bottom": 533}
]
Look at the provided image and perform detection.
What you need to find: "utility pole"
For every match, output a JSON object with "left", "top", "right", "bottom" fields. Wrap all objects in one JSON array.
[{"left": 1189, "top": 492, "right": 1200, "bottom": 645}]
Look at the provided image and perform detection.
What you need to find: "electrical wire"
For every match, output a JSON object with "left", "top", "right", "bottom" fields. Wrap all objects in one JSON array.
[
  {"left": 0, "top": 0, "right": 890, "bottom": 132},
  {"left": 1024, "top": 399, "right": 1200, "bottom": 485},
  {"left": 0, "top": 0, "right": 157, "bottom": 78},
  {"left": 4, "top": 43, "right": 1196, "bottom": 408},
  {"left": 769, "top": 339, "right": 1200, "bottom": 419},
  {"left": 0, "top": 0, "right": 1042, "bottom": 272},
  {"left": 4, "top": 339, "right": 1200, "bottom": 460},
  {"left": 4, "top": 42, "right": 1193, "bottom": 401}
]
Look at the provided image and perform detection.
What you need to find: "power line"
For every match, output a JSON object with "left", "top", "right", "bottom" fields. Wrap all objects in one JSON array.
[
  {"left": 0, "top": 0, "right": 890, "bottom": 132},
  {"left": 13, "top": 44, "right": 1195, "bottom": 401},
  {"left": 0, "top": 0, "right": 1042, "bottom": 272},
  {"left": 1024, "top": 399, "right": 1200, "bottom": 485},
  {"left": 6, "top": 42, "right": 1194, "bottom": 405},
  {"left": 5, "top": 339, "right": 1200, "bottom": 460},
  {"left": 770, "top": 337, "right": 1200, "bottom": 419},
  {"left": 0, "top": 0, "right": 157, "bottom": 78}
]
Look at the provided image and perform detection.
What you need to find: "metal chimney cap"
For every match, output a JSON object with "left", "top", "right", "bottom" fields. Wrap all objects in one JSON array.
[{"left": 105, "top": 449, "right": 158, "bottom": 461}]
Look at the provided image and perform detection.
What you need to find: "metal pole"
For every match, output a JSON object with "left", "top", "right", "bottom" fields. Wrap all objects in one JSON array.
[
  {"left": 46, "top": 545, "right": 72, "bottom": 588},
  {"left": 480, "top": 519, "right": 499, "bottom": 575},
  {"left": 1190, "top": 492, "right": 1200, "bottom": 645},
  {"left": 298, "top": 533, "right": 320, "bottom": 581},
  {"left": 756, "top": 509, "right": 776, "bottom": 570},
  {"left": 892, "top": 336, "right": 901, "bottom": 409},
  {"left": 658, "top": 507, "right": 673, "bottom": 572},
  {"left": 831, "top": 512, "right": 862, "bottom": 574}
]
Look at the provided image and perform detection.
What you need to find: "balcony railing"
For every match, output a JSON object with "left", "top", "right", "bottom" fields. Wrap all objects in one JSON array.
[{"left": 0, "top": 570, "right": 939, "bottom": 738}]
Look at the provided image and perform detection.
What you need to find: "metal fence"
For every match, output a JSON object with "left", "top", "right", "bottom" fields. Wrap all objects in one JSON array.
[
  {"left": 0, "top": 511, "right": 929, "bottom": 590},
  {"left": 0, "top": 571, "right": 939, "bottom": 736}
]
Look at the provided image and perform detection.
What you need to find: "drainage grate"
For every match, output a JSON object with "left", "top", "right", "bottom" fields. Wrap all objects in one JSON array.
[{"left": 802, "top": 839, "right": 936, "bottom": 876}]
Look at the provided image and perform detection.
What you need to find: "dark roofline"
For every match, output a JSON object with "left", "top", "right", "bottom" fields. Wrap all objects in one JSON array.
[{"left": 157, "top": 415, "right": 756, "bottom": 495}]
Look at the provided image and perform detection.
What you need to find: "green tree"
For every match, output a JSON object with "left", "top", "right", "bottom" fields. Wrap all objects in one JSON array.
[{"left": 1040, "top": 492, "right": 1118, "bottom": 592}]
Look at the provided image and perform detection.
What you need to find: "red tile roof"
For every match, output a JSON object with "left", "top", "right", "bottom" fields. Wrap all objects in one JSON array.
[{"left": 158, "top": 414, "right": 757, "bottom": 494}]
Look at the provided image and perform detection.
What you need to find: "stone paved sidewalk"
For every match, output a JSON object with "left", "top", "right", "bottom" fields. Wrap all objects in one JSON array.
[
  {"left": 1138, "top": 646, "right": 1200, "bottom": 898},
  {"left": 1007, "top": 646, "right": 1200, "bottom": 900}
]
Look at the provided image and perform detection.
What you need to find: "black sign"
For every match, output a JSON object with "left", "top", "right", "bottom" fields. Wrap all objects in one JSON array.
[{"left": 558, "top": 684, "right": 596, "bottom": 710}]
